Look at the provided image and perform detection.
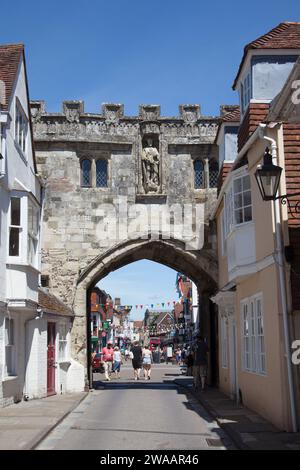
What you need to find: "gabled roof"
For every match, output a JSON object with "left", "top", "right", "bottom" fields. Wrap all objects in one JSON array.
[
  {"left": 233, "top": 22, "right": 300, "bottom": 89},
  {"left": 0, "top": 43, "right": 38, "bottom": 174},
  {"left": 0, "top": 44, "right": 24, "bottom": 110}
]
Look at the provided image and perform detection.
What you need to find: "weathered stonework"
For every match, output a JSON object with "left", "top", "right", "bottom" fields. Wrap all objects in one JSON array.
[{"left": 32, "top": 102, "right": 220, "bottom": 379}]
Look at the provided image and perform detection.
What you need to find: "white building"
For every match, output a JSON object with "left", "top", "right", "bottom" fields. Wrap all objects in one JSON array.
[{"left": 0, "top": 44, "right": 83, "bottom": 406}]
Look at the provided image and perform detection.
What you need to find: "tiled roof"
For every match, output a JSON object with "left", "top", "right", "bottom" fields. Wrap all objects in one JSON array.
[
  {"left": 222, "top": 107, "right": 240, "bottom": 122},
  {"left": 38, "top": 288, "right": 74, "bottom": 317},
  {"left": 0, "top": 44, "right": 24, "bottom": 110},
  {"left": 233, "top": 22, "right": 300, "bottom": 89}
]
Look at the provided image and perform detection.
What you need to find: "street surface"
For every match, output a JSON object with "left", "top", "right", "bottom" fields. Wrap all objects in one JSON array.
[{"left": 37, "top": 364, "right": 234, "bottom": 450}]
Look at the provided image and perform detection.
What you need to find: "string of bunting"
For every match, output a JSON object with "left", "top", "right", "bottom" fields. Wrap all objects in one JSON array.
[{"left": 94, "top": 297, "right": 194, "bottom": 310}]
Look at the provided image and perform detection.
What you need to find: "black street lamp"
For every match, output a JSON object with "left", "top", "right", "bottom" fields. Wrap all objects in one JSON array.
[
  {"left": 255, "top": 147, "right": 282, "bottom": 201},
  {"left": 255, "top": 147, "right": 300, "bottom": 218}
]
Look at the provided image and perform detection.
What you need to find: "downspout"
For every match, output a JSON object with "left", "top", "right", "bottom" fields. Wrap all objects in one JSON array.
[{"left": 258, "top": 123, "right": 298, "bottom": 432}]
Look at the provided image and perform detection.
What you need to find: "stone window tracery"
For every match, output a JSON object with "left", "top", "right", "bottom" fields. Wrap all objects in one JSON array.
[
  {"left": 194, "top": 159, "right": 205, "bottom": 189},
  {"left": 96, "top": 159, "right": 108, "bottom": 188},
  {"left": 209, "top": 159, "right": 219, "bottom": 188},
  {"left": 80, "top": 159, "right": 92, "bottom": 187}
]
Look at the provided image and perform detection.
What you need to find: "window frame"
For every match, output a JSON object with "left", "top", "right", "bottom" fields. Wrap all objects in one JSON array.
[
  {"left": 27, "top": 197, "right": 40, "bottom": 268},
  {"left": 80, "top": 158, "right": 92, "bottom": 188},
  {"left": 194, "top": 158, "right": 205, "bottom": 189},
  {"left": 96, "top": 158, "right": 108, "bottom": 188},
  {"left": 4, "top": 317, "right": 16, "bottom": 377},
  {"left": 9, "top": 197, "right": 22, "bottom": 259},
  {"left": 223, "top": 170, "right": 252, "bottom": 238},
  {"left": 58, "top": 322, "right": 70, "bottom": 363},
  {"left": 241, "top": 294, "right": 266, "bottom": 375},
  {"left": 221, "top": 316, "right": 228, "bottom": 369},
  {"left": 15, "top": 98, "right": 28, "bottom": 157}
]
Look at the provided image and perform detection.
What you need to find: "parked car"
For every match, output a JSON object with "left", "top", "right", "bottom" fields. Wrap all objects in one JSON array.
[{"left": 92, "top": 353, "right": 105, "bottom": 373}]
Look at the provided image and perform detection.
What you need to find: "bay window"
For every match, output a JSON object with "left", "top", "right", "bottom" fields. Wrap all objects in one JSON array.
[
  {"left": 224, "top": 172, "right": 252, "bottom": 235},
  {"left": 15, "top": 99, "right": 28, "bottom": 155},
  {"left": 28, "top": 199, "right": 39, "bottom": 266},
  {"left": 9, "top": 197, "right": 21, "bottom": 257},
  {"left": 5, "top": 317, "right": 15, "bottom": 376}
]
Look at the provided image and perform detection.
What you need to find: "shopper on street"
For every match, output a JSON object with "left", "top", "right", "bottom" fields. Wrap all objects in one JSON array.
[
  {"left": 193, "top": 336, "right": 209, "bottom": 391},
  {"left": 102, "top": 342, "right": 114, "bottom": 381},
  {"left": 113, "top": 346, "right": 122, "bottom": 379},
  {"left": 130, "top": 341, "right": 143, "bottom": 380},
  {"left": 142, "top": 345, "right": 153, "bottom": 380}
]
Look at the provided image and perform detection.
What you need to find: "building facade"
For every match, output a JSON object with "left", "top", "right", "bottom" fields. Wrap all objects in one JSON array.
[{"left": 213, "top": 22, "right": 300, "bottom": 431}]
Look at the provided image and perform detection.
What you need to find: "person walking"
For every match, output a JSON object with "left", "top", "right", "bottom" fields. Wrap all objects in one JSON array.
[
  {"left": 193, "top": 336, "right": 209, "bottom": 391},
  {"left": 185, "top": 347, "right": 194, "bottom": 376},
  {"left": 124, "top": 348, "right": 130, "bottom": 362},
  {"left": 130, "top": 341, "right": 143, "bottom": 381},
  {"left": 175, "top": 347, "right": 182, "bottom": 365},
  {"left": 102, "top": 342, "right": 114, "bottom": 381},
  {"left": 113, "top": 346, "right": 122, "bottom": 379},
  {"left": 142, "top": 345, "right": 153, "bottom": 380}
]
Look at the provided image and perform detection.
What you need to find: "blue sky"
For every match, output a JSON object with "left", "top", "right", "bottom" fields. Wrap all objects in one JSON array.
[
  {"left": 98, "top": 260, "right": 179, "bottom": 320},
  {"left": 1, "top": 1, "right": 299, "bottom": 318},
  {"left": 1, "top": 0, "right": 299, "bottom": 116}
]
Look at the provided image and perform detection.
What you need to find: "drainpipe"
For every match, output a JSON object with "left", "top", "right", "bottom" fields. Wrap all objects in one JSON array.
[{"left": 258, "top": 124, "right": 298, "bottom": 432}]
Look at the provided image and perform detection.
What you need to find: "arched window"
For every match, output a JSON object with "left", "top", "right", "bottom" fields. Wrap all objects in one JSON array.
[
  {"left": 209, "top": 159, "right": 219, "bottom": 188},
  {"left": 80, "top": 159, "right": 91, "bottom": 187},
  {"left": 96, "top": 159, "right": 108, "bottom": 187},
  {"left": 194, "top": 159, "right": 205, "bottom": 189}
]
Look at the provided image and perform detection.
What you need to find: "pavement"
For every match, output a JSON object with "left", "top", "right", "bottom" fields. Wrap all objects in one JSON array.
[
  {"left": 0, "top": 391, "right": 87, "bottom": 450},
  {"left": 36, "top": 364, "right": 235, "bottom": 450},
  {"left": 175, "top": 376, "right": 300, "bottom": 450}
]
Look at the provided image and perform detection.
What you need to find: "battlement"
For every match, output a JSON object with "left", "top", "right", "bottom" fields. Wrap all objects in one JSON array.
[{"left": 30, "top": 101, "right": 220, "bottom": 122}]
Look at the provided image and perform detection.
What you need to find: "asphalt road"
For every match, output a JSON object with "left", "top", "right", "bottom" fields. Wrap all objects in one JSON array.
[{"left": 37, "top": 364, "right": 234, "bottom": 450}]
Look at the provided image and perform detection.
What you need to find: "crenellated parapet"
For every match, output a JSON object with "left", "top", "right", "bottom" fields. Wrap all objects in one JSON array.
[{"left": 31, "top": 101, "right": 220, "bottom": 144}]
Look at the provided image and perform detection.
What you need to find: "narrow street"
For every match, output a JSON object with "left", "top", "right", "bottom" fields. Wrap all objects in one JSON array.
[{"left": 37, "top": 365, "right": 234, "bottom": 450}]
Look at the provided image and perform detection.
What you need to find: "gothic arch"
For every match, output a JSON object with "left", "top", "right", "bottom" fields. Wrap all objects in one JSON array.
[{"left": 72, "top": 236, "right": 217, "bottom": 372}]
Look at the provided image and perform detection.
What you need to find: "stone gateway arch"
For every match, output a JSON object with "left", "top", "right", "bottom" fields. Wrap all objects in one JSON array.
[{"left": 32, "top": 100, "right": 220, "bottom": 386}]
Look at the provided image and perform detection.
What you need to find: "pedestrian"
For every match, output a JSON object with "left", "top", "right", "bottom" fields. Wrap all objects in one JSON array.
[
  {"left": 113, "top": 346, "right": 122, "bottom": 379},
  {"left": 130, "top": 341, "right": 143, "bottom": 381},
  {"left": 101, "top": 342, "right": 114, "bottom": 381},
  {"left": 142, "top": 345, "right": 153, "bottom": 380},
  {"left": 186, "top": 348, "right": 194, "bottom": 376},
  {"left": 124, "top": 348, "right": 129, "bottom": 362},
  {"left": 193, "top": 336, "right": 209, "bottom": 391},
  {"left": 175, "top": 347, "right": 182, "bottom": 365}
]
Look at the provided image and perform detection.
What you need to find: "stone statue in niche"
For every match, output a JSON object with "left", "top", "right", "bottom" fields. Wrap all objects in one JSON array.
[{"left": 142, "top": 138, "right": 160, "bottom": 193}]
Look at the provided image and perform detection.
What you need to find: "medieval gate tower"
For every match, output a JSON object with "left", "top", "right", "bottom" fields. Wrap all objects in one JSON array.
[{"left": 31, "top": 100, "right": 221, "bottom": 382}]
